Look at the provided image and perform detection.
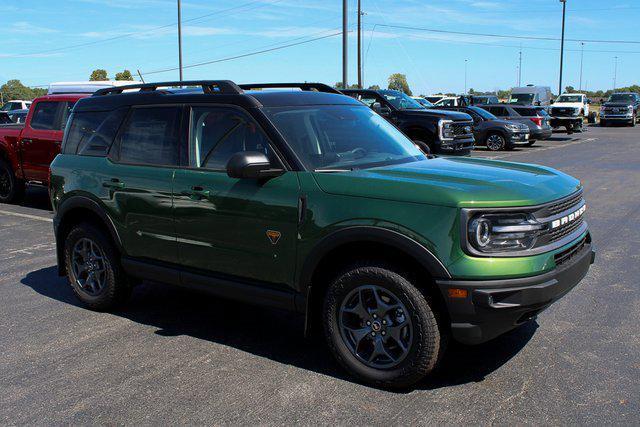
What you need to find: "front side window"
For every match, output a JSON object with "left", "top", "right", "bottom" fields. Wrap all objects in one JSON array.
[
  {"left": 118, "top": 107, "right": 181, "bottom": 166},
  {"left": 189, "top": 107, "right": 275, "bottom": 170},
  {"left": 380, "top": 90, "right": 425, "bottom": 110},
  {"left": 30, "top": 101, "right": 60, "bottom": 130},
  {"left": 264, "top": 105, "right": 425, "bottom": 171},
  {"left": 469, "top": 106, "right": 497, "bottom": 120}
]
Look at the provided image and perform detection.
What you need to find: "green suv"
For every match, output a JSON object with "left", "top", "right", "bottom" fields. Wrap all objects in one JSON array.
[{"left": 50, "top": 81, "right": 595, "bottom": 388}]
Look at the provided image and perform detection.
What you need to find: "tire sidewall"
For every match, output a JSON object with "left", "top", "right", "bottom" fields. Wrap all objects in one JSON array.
[
  {"left": 0, "top": 158, "right": 19, "bottom": 203},
  {"left": 323, "top": 265, "right": 440, "bottom": 387}
]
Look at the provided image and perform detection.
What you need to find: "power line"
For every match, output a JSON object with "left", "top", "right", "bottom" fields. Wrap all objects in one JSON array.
[
  {"left": 370, "top": 23, "right": 640, "bottom": 45},
  {"left": 142, "top": 31, "right": 344, "bottom": 75}
]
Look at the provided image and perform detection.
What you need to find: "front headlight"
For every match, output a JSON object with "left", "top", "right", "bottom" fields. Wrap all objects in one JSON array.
[
  {"left": 439, "top": 119, "right": 455, "bottom": 141},
  {"left": 467, "top": 213, "right": 544, "bottom": 253},
  {"left": 505, "top": 123, "right": 524, "bottom": 132}
]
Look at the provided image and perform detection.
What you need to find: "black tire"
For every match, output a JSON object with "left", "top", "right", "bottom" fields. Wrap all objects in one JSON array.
[
  {"left": 600, "top": 119, "right": 607, "bottom": 127},
  {"left": 525, "top": 140, "right": 536, "bottom": 147},
  {"left": 64, "top": 222, "right": 131, "bottom": 311},
  {"left": 0, "top": 158, "right": 25, "bottom": 203},
  {"left": 485, "top": 132, "right": 506, "bottom": 151},
  {"left": 323, "top": 263, "right": 444, "bottom": 388}
]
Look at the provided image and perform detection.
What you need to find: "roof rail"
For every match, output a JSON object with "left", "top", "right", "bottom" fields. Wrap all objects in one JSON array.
[
  {"left": 238, "top": 83, "right": 341, "bottom": 94},
  {"left": 93, "top": 80, "right": 244, "bottom": 96}
]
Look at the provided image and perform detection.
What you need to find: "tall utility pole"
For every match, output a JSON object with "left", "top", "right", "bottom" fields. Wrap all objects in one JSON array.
[
  {"left": 342, "top": 0, "right": 348, "bottom": 88},
  {"left": 613, "top": 56, "right": 618, "bottom": 91},
  {"left": 518, "top": 46, "right": 522, "bottom": 86},
  {"left": 357, "top": 0, "right": 362, "bottom": 88},
  {"left": 464, "top": 59, "right": 468, "bottom": 94},
  {"left": 579, "top": 42, "right": 584, "bottom": 91},
  {"left": 177, "top": 0, "right": 183, "bottom": 82},
  {"left": 558, "top": 0, "right": 567, "bottom": 95}
]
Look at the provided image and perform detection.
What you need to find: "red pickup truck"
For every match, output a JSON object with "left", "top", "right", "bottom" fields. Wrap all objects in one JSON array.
[{"left": 0, "top": 93, "right": 88, "bottom": 202}]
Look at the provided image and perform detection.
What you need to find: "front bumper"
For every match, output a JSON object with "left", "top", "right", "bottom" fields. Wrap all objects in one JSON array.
[
  {"left": 438, "top": 137, "right": 475, "bottom": 155},
  {"left": 436, "top": 235, "right": 595, "bottom": 345},
  {"left": 600, "top": 114, "right": 633, "bottom": 121},
  {"left": 507, "top": 131, "right": 530, "bottom": 145}
]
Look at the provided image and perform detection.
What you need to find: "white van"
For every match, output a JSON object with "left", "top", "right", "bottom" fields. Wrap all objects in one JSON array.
[
  {"left": 47, "top": 81, "right": 135, "bottom": 95},
  {"left": 508, "top": 85, "right": 553, "bottom": 107}
]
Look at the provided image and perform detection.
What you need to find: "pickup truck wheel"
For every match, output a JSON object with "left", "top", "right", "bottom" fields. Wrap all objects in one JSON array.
[
  {"left": 323, "top": 264, "right": 443, "bottom": 388},
  {"left": 64, "top": 223, "right": 131, "bottom": 311},
  {"left": 0, "top": 158, "right": 25, "bottom": 203},
  {"left": 485, "top": 133, "right": 506, "bottom": 151}
]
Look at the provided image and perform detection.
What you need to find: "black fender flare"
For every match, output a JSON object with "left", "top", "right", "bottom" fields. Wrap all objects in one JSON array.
[{"left": 54, "top": 195, "right": 123, "bottom": 275}]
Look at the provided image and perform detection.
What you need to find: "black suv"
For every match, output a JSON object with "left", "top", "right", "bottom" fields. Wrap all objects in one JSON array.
[
  {"left": 440, "top": 106, "right": 530, "bottom": 151},
  {"left": 600, "top": 92, "right": 640, "bottom": 127},
  {"left": 480, "top": 104, "right": 552, "bottom": 144},
  {"left": 342, "top": 89, "right": 475, "bottom": 155}
]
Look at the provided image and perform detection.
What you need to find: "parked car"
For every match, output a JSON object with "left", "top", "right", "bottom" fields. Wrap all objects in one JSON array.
[
  {"left": 599, "top": 92, "right": 640, "bottom": 127},
  {"left": 1, "top": 100, "right": 32, "bottom": 111},
  {"left": 433, "top": 96, "right": 460, "bottom": 107},
  {"left": 480, "top": 104, "right": 553, "bottom": 144},
  {"left": 549, "top": 93, "right": 590, "bottom": 133},
  {"left": 470, "top": 95, "right": 500, "bottom": 105},
  {"left": 0, "top": 112, "right": 11, "bottom": 125},
  {"left": 7, "top": 109, "right": 29, "bottom": 124},
  {"left": 411, "top": 97, "right": 434, "bottom": 108},
  {"left": 0, "top": 93, "right": 89, "bottom": 202},
  {"left": 342, "top": 89, "right": 475, "bottom": 155},
  {"left": 49, "top": 80, "right": 594, "bottom": 388},
  {"left": 425, "top": 95, "right": 446, "bottom": 104},
  {"left": 440, "top": 105, "right": 530, "bottom": 151},
  {"left": 508, "top": 85, "right": 553, "bottom": 107}
]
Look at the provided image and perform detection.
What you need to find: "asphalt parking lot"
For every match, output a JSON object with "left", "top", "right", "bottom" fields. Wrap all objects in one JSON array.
[{"left": 1, "top": 124, "right": 638, "bottom": 424}]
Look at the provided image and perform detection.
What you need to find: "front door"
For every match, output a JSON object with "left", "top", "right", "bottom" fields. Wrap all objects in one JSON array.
[{"left": 173, "top": 106, "right": 300, "bottom": 287}]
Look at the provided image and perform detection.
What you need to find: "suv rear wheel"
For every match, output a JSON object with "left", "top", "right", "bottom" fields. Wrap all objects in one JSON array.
[
  {"left": 0, "top": 158, "right": 25, "bottom": 203},
  {"left": 64, "top": 222, "right": 131, "bottom": 310},
  {"left": 323, "top": 263, "right": 444, "bottom": 388}
]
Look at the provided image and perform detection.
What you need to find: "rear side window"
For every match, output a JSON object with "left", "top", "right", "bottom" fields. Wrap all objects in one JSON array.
[
  {"left": 488, "top": 106, "right": 509, "bottom": 117},
  {"left": 514, "top": 107, "right": 538, "bottom": 117},
  {"left": 30, "top": 102, "right": 60, "bottom": 130},
  {"left": 64, "top": 109, "right": 127, "bottom": 156},
  {"left": 118, "top": 107, "right": 181, "bottom": 166}
]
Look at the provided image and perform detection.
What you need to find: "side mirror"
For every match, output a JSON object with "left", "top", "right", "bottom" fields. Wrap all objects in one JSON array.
[
  {"left": 372, "top": 102, "right": 391, "bottom": 115},
  {"left": 226, "top": 151, "right": 284, "bottom": 180},
  {"left": 587, "top": 99, "right": 592, "bottom": 104},
  {"left": 413, "top": 140, "right": 432, "bottom": 156}
]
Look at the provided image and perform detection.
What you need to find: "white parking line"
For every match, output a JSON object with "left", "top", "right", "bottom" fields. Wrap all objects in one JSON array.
[
  {"left": 482, "top": 137, "right": 599, "bottom": 160},
  {"left": 0, "top": 209, "right": 53, "bottom": 223}
]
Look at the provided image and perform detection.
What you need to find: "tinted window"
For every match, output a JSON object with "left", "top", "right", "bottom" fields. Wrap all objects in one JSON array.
[
  {"left": 118, "top": 107, "right": 181, "bottom": 166},
  {"left": 513, "top": 107, "right": 539, "bottom": 117},
  {"left": 380, "top": 90, "right": 425, "bottom": 110},
  {"left": 469, "top": 106, "right": 497, "bottom": 120},
  {"left": 64, "top": 109, "right": 127, "bottom": 156},
  {"left": 190, "top": 107, "right": 274, "bottom": 170},
  {"left": 488, "top": 106, "right": 509, "bottom": 117},
  {"left": 30, "top": 101, "right": 60, "bottom": 130},
  {"left": 509, "top": 93, "right": 535, "bottom": 104},
  {"left": 264, "top": 105, "right": 424, "bottom": 171}
]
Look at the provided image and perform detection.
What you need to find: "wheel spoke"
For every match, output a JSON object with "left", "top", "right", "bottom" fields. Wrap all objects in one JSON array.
[
  {"left": 368, "top": 338, "right": 395, "bottom": 363},
  {"left": 343, "top": 290, "right": 370, "bottom": 319},
  {"left": 387, "top": 323, "right": 409, "bottom": 351}
]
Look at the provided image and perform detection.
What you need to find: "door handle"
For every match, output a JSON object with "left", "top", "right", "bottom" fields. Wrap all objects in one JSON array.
[
  {"left": 183, "top": 186, "right": 210, "bottom": 200},
  {"left": 103, "top": 178, "right": 125, "bottom": 189}
]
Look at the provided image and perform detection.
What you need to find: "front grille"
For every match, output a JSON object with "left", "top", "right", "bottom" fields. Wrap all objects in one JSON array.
[
  {"left": 549, "top": 215, "right": 584, "bottom": 242},
  {"left": 604, "top": 107, "right": 629, "bottom": 114},
  {"left": 551, "top": 107, "right": 577, "bottom": 117},
  {"left": 554, "top": 235, "right": 588, "bottom": 266},
  {"left": 452, "top": 121, "right": 473, "bottom": 138},
  {"left": 547, "top": 190, "right": 583, "bottom": 215}
]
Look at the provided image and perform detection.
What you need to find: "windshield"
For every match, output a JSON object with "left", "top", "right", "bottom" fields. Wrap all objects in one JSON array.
[
  {"left": 509, "top": 93, "right": 535, "bottom": 104},
  {"left": 557, "top": 95, "right": 582, "bottom": 103},
  {"left": 608, "top": 94, "right": 635, "bottom": 103},
  {"left": 469, "top": 106, "right": 496, "bottom": 120},
  {"left": 380, "top": 90, "right": 426, "bottom": 110},
  {"left": 264, "top": 105, "right": 425, "bottom": 171}
]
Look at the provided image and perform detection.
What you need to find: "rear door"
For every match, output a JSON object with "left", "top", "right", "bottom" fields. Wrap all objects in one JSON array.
[
  {"left": 20, "top": 101, "right": 67, "bottom": 182},
  {"left": 173, "top": 105, "right": 300, "bottom": 286}
]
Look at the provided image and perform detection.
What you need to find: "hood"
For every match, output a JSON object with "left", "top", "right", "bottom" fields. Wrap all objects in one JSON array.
[
  {"left": 402, "top": 108, "right": 471, "bottom": 121},
  {"left": 312, "top": 157, "right": 580, "bottom": 208}
]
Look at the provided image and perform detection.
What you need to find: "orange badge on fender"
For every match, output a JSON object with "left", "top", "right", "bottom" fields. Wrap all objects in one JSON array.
[{"left": 266, "top": 230, "right": 281, "bottom": 245}]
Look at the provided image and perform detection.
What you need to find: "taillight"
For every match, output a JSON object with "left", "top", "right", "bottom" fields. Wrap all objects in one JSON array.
[{"left": 530, "top": 117, "right": 543, "bottom": 126}]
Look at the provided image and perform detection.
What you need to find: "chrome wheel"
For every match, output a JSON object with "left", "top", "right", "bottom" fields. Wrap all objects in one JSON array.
[
  {"left": 338, "top": 285, "right": 413, "bottom": 369},
  {"left": 71, "top": 238, "right": 107, "bottom": 296},
  {"left": 486, "top": 134, "right": 505, "bottom": 151}
]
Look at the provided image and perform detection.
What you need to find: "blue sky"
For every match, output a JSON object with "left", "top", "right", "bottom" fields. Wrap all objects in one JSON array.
[{"left": 1, "top": 0, "right": 639, "bottom": 95}]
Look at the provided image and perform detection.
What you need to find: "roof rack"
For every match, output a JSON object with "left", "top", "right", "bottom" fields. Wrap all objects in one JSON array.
[
  {"left": 238, "top": 83, "right": 341, "bottom": 94},
  {"left": 93, "top": 80, "right": 244, "bottom": 96}
]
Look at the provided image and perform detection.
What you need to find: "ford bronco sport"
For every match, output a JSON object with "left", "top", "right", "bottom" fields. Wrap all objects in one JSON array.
[{"left": 50, "top": 81, "right": 595, "bottom": 388}]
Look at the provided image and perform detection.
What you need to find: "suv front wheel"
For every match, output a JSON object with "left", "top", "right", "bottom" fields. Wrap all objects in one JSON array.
[
  {"left": 323, "top": 263, "right": 444, "bottom": 388},
  {"left": 64, "top": 222, "right": 132, "bottom": 311}
]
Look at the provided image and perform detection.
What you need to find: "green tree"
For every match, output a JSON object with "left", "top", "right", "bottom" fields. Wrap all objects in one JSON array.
[
  {"left": 334, "top": 82, "right": 359, "bottom": 89},
  {"left": 0, "top": 80, "right": 39, "bottom": 102},
  {"left": 367, "top": 84, "right": 381, "bottom": 90},
  {"left": 565, "top": 86, "right": 575, "bottom": 93},
  {"left": 90, "top": 69, "right": 109, "bottom": 81},
  {"left": 115, "top": 70, "right": 134, "bottom": 81},
  {"left": 387, "top": 73, "right": 412, "bottom": 95}
]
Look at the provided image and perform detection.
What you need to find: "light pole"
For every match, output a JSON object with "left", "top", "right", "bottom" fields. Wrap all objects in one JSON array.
[
  {"left": 342, "top": 0, "right": 348, "bottom": 88},
  {"left": 579, "top": 42, "right": 584, "bottom": 91},
  {"left": 558, "top": 0, "right": 567, "bottom": 95},
  {"left": 613, "top": 56, "right": 618, "bottom": 91},
  {"left": 177, "top": 0, "right": 183, "bottom": 82},
  {"left": 464, "top": 59, "right": 468, "bottom": 94},
  {"left": 518, "top": 46, "right": 522, "bottom": 86},
  {"left": 357, "top": 0, "right": 362, "bottom": 88}
]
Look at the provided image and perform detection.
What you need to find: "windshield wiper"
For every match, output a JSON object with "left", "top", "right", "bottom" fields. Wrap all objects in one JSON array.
[{"left": 314, "top": 168, "right": 353, "bottom": 173}]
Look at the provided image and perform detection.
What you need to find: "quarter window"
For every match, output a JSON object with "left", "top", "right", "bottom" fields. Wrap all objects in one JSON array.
[
  {"left": 64, "top": 109, "right": 127, "bottom": 156},
  {"left": 189, "top": 107, "right": 274, "bottom": 170},
  {"left": 118, "top": 107, "right": 181, "bottom": 166},
  {"left": 488, "top": 106, "right": 509, "bottom": 117}
]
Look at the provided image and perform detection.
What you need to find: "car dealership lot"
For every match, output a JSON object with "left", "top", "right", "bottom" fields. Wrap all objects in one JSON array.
[{"left": 0, "top": 125, "right": 638, "bottom": 424}]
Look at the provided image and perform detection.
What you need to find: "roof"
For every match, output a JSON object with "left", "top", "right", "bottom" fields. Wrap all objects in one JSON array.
[
  {"left": 34, "top": 93, "right": 90, "bottom": 103},
  {"left": 48, "top": 81, "right": 135, "bottom": 95}
]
